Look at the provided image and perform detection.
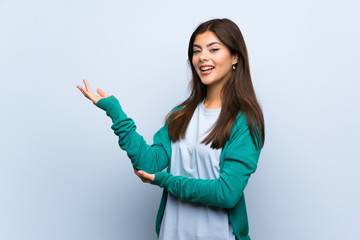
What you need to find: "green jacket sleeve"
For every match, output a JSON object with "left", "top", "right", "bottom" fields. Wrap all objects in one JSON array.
[
  {"left": 151, "top": 116, "right": 261, "bottom": 209},
  {"left": 96, "top": 95, "right": 171, "bottom": 173}
]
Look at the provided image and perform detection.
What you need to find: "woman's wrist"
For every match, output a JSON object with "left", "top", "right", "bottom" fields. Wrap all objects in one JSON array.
[
  {"left": 96, "top": 95, "right": 127, "bottom": 122},
  {"left": 96, "top": 95, "right": 116, "bottom": 110},
  {"left": 151, "top": 172, "right": 169, "bottom": 186}
]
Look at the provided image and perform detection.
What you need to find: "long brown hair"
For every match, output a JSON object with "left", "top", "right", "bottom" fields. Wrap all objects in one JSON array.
[{"left": 165, "top": 18, "right": 265, "bottom": 149}]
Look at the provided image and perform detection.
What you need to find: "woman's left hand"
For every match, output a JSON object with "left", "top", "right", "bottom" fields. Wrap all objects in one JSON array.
[{"left": 133, "top": 167, "right": 155, "bottom": 183}]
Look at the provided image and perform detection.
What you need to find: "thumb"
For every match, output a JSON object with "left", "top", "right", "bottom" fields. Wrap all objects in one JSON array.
[
  {"left": 138, "top": 170, "right": 154, "bottom": 182},
  {"left": 97, "top": 88, "right": 110, "bottom": 98},
  {"left": 138, "top": 170, "right": 148, "bottom": 177}
]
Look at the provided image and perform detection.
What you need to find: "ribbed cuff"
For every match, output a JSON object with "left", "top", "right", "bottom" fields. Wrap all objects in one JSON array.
[
  {"left": 151, "top": 172, "right": 169, "bottom": 186},
  {"left": 96, "top": 95, "right": 127, "bottom": 122},
  {"left": 96, "top": 95, "right": 117, "bottom": 110}
]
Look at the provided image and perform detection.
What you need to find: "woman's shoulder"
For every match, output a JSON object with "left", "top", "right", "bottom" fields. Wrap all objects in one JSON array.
[
  {"left": 227, "top": 111, "right": 252, "bottom": 142},
  {"left": 229, "top": 111, "right": 263, "bottom": 150},
  {"left": 232, "top": 111, "right": 248, "bottom": 132}
]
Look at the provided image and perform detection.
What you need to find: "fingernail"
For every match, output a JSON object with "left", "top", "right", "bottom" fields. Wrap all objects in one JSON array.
[{"left": 138, "top": 170, "right": 142, "bottom": 174}]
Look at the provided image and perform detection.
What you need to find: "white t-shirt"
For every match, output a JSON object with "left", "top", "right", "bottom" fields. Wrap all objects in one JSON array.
[{"left": 159, "top": 100, "right": 235, "bottom": 240}]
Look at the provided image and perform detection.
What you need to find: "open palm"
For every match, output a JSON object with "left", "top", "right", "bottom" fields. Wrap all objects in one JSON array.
[{"left": 77, "top": 78, "right": 110, "bottom": 104}]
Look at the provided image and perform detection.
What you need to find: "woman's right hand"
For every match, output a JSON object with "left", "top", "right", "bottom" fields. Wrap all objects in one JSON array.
[
  {"left": 133, "top": 166, "right": 155, "bottom": 183},
  {"left": 77, "top": 78, "right": 110, "bottom": 105}
]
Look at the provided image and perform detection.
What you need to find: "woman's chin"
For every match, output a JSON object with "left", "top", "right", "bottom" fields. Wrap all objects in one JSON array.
[{"left": 200, "top": 78, "right": 214, "bottom": 86}]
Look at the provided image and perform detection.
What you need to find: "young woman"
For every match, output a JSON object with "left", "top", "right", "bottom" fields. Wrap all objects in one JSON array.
[{"left": 77, "top": 18, "right": 265, "bottom": 240}]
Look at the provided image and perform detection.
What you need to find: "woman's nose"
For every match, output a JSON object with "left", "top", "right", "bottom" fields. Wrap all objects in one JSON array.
[{"left": 200, "top": 51, "right": 209, "bottom": 61}]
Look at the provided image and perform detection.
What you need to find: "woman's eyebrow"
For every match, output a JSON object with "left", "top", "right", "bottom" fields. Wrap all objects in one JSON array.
[{"left": 193, "top": 42, "right": 223, "bottom": 48}]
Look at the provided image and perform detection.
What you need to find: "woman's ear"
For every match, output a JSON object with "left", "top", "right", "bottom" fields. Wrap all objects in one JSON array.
[{"left": 232, "top": 54, "right": 238, "bottom": 65}]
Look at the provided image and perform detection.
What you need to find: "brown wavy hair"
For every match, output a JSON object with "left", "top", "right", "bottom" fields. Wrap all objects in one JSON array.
[{"left": 165, "top": 18, "right": 265, "bottom": 149}]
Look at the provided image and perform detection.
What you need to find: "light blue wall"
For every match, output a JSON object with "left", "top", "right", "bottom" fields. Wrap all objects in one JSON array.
[{"left": 1, "top": 0, "right": 359, "bottom": 239}]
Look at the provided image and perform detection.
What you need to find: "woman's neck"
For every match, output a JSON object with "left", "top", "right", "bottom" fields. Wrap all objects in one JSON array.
[{"left": 204, "top": 85, "right": 222, "bottom": 109}]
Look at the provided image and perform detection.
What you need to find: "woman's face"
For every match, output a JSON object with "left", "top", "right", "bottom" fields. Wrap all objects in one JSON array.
[{"left": 192, "top": 31, "right": 237, "bottom": 88}]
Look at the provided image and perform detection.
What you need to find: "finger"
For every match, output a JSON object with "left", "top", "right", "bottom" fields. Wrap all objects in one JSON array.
[
  {"left": 77, "top": 85, "right": 84, "bottom": 92},
  {"left": 136, "top": 174, "right": 149, "bottom": 183},
  {"left": 133, "top": 168, "right": 146, "bottom": 181},
  {"left": 97, "top": 88, "right": 110, "bottom": 98},
  {"left": 138, "top": 170, "right": 154, "bottom": 182},
  {"left": 77, "top": 85, "right": 86, "bottom": 94},
  {"left": 83, "top": 79, "right": 93, "bottom": 92},
  {"left": 138, "top": 176, "right": 150, "bottom": 183},
  {"left": 77, "top": 85, "right": 90, "bottom": 99},
  {"left": 133, "top": 168, "right": 140, "bottom": 177}
]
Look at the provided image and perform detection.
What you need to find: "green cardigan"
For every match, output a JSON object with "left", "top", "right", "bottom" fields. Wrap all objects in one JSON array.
[{"left": 96, "top": 95, "right": 261, "bottom": 240}]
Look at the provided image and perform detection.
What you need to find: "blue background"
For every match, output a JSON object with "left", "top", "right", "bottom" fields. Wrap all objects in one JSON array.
[{"left": 0, "top": 0, "right": 359, "bottom": 239}]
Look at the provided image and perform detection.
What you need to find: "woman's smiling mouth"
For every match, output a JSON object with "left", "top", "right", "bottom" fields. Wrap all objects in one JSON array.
[{"left": 200, "top": 65, "right": 215, "bottom": 75}]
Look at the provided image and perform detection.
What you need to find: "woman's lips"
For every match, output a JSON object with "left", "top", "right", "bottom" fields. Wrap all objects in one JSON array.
[
  {"left": 200, "top": 68, "right": 214, "bottom": 75},
  {"left": 199, "top": 66, "right": 215, "bottom": 75}
]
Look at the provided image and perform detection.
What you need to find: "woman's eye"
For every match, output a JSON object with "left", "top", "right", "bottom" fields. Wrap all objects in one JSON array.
[
  {"left": 210, "top": 48, "right": 219, "bottom": 52},
  {"left": 193, "top": 49, "right": 200, "bottom": 54}
]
